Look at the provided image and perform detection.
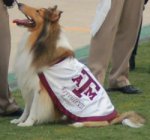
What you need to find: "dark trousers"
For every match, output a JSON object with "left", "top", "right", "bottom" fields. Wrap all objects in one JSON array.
[{"left": 129, "top": 20, "right": 142, "bottom": 70}]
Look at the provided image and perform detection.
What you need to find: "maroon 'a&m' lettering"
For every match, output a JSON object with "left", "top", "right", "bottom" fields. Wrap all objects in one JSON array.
[{"left": 72, "top": 69, "right": 100, "bottom": 100}]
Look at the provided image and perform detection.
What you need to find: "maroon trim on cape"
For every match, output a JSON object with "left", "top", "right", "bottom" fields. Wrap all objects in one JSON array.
[{"left": 38, "top": 72, "right": 118, "bottom": 122}]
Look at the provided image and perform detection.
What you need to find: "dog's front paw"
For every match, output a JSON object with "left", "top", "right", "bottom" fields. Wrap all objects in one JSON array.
[
  {"left": 17, "top": 119, "right": 34, "bottom": 127},
  {"left": 10, "top": 119, "right": 21, "bottom": 124},
  {"left": 17, "top": 122, "right": 33, "bottom": 127}
]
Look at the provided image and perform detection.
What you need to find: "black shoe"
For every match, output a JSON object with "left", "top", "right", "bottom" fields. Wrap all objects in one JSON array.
[
  {"left": 107, "top": 85, "right": 142, "bottom": 94},
  {"left": 0, "top": 108, "right": 23, "bottom": 117}
]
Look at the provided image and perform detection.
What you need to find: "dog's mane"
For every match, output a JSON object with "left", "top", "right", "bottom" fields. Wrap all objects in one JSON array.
[
  {"left": 31, "top": 10, "right": 60, "bottom": 68},
  {"left": 31, "top": 10, "right": 74, "bottom": 69}
]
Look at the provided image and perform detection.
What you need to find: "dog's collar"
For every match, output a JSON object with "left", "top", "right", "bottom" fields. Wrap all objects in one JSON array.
[{"left": 54, "top": 57, "right": 67, "bottom": 65}]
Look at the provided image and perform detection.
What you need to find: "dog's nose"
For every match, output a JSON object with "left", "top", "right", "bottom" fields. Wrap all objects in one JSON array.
[{"left": 18, "top": 3, "right": 24, "bottom": 9}]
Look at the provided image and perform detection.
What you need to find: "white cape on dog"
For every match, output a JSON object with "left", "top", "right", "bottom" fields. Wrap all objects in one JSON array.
[{"left": 39, "top": 58, "right": 117, "bottom": 122}]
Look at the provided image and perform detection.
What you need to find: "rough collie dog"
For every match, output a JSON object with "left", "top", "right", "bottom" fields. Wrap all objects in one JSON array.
[{"left": 11, "top": 3, "right": 145, "bottom": 128}]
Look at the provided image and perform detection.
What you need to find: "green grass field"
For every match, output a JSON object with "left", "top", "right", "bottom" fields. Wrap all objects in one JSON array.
[{"left": 0, "top": 42, "right": 150, "bottom": 140}]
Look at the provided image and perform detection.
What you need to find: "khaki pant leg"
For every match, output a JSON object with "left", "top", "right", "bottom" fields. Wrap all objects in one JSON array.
[
  {"left": 88, "top": 0, "right": 124, "bottom": 85},
  {"left": 109, "top": 0, "right": 145, "bottom": 88},
  {"left": 0, "top": 1, "right": 19, "bottom": 114}
]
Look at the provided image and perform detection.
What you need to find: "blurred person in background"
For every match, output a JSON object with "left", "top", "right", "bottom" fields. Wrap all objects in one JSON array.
[{"left": 88, "top": 0, "right": 145, "bottom": 94}]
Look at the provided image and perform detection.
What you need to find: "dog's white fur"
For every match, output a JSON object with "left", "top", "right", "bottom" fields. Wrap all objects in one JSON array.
[{"left": 11, "top": 31, "right": 70, "bottom": 127}]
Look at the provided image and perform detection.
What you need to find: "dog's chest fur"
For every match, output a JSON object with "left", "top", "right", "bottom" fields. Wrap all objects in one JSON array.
[
  {"left": 15, "top": 32, "right": 40, "bottom": 93},
  {"left": 15, "top": 30, "right": 72, "bottom": 93}
]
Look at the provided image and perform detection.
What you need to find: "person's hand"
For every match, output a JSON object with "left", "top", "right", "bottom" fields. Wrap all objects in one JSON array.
[
  {"left": 144, "top": 0, "right": 149, "bottom": 5},
  {"left": 3, "top": 0, "right": 15, "bottom": 7}
]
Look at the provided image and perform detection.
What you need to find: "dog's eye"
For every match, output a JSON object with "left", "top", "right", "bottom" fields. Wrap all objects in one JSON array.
[{"left": 36, "top": 10, "right": 40, "bottom": 13}]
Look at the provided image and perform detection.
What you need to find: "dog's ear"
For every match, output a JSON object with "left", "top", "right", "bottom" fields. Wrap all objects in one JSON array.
[
  {"left": 48, "top": 6, "right": 63, "bottom": 23},
  {"left": 51, "top": 10, "right": 63, "bottom": 22},
  {"left": 51, "top": 5, "right": 58, "bottom": 11}
]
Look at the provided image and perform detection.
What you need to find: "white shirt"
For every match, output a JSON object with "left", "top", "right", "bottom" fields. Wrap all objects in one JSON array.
[{"left": 39, "top": 58, "right": 117, "bottom": 122}]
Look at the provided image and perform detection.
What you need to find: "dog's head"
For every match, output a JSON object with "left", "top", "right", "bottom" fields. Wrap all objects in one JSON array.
[{"left": 13, "top": 3, "right": 63, "bottom": 31}]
